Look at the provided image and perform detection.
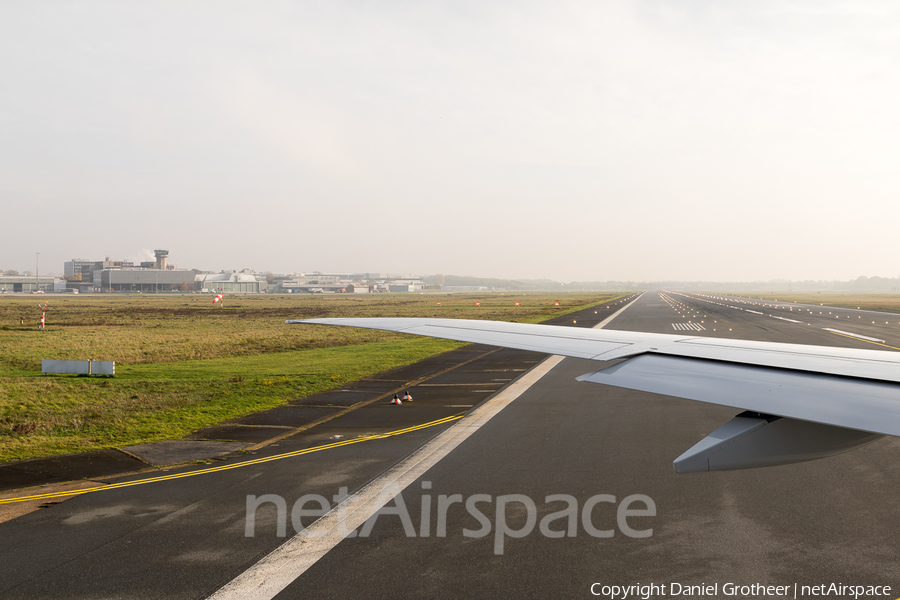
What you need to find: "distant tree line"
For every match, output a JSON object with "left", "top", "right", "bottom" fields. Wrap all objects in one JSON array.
[
  {"left": 422, "top": 274, "right": 526, "bottom": 289},
  {"left": 422, "top": 274, "right": 900, "bottom": 292}
]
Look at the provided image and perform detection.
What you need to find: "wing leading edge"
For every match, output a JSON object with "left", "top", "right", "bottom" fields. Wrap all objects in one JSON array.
[{"left": 288, "top": 317, "right": 900, "bottom": 472}]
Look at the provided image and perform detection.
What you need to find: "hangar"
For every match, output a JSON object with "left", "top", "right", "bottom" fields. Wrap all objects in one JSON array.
[
  {"left": 0, "top": 276, "right": 59, "bottom": 293},
  {"left": 195, "top": 271, "right": 264, "bottom": 293}
]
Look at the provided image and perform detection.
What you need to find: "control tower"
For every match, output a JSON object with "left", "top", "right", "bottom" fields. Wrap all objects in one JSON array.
[{"left": 154, "top": 249, "right": 169, "bottom": 271}]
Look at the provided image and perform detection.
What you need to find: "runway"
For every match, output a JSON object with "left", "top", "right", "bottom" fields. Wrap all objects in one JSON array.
[{"left": 1, "top": 291, "right": 898, "bottom": 599}]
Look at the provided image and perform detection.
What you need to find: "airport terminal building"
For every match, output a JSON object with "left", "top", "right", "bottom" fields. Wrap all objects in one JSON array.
[
  {"left": 95, "top": 270, "right": 263, "bottom": 293},
  {"left": 99, "top": 269, "right": 196, "bottom": 293},
  {"left": 59, "top": 250, "right": 261, "bottom": 293}
]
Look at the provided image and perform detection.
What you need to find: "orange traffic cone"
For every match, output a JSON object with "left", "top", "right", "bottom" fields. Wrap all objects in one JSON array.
[
  {"left": 402, "top": 390, "right": 413, "bottom": 402},
  {"left": 391, "top": 394, "right": 402, "bottom": 405}
]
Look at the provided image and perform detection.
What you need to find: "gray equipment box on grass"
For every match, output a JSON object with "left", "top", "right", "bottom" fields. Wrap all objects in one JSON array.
[{"left": 42, "top": 360, "right": 115, "bottom": 376}]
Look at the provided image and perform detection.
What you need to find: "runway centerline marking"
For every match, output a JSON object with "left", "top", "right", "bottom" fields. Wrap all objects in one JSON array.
[{"left": 772, "top": 316, "right": 803, "bottom": 324}]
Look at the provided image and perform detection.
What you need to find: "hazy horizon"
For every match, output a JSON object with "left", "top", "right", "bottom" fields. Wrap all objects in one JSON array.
[{"left": 3, "top": 2, "right": 899, "bottom": 281}]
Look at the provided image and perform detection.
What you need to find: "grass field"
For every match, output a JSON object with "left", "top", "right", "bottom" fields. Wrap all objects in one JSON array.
[{"left": 0, "top": 292, "right": 620, "bottom": 462}]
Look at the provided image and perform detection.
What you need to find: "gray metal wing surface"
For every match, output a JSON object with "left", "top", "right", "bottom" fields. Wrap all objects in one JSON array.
[{"left": 289, "top": 317, "right": 900, "bottom": 472}]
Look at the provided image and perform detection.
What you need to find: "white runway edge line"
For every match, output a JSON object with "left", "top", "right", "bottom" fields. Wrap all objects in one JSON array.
[{"left": 206, "top": 293, "right": 642, "bottom": 600}]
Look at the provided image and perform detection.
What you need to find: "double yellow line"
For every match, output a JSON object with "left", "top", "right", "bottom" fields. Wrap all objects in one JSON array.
[
  {"left": 826, "top": 330, "right": 900, "bottom": 352},
  {"left": 0, "top": 414, "right": 464, "bottom": 506}
]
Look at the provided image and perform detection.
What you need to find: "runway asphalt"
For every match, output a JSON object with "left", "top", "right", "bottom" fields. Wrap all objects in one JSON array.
[{"left": 1, "top": 291, "right": 899, "bottom": 599}]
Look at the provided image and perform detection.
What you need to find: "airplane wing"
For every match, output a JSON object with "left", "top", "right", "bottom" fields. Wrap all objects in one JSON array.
[{"left": 287, "top": 317, "right": 900, "bottom": 473}]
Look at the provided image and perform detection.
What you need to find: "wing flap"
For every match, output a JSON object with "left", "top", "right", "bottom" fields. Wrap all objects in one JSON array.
[
  {"left": 658, "top": 337, "right": 900, "bottom": 382},
  {"left": 578, "top": 354, "right": 900, "bottom": 438}
]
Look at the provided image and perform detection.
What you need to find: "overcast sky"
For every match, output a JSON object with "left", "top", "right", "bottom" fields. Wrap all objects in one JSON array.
[{"left": 2, "top": 1, "right": 899, "bottom": 282}]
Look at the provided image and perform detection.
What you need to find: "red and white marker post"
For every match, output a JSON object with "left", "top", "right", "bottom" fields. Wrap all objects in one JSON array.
[{"left": 38, "top": 302, "right": 49, "bottom": 331}]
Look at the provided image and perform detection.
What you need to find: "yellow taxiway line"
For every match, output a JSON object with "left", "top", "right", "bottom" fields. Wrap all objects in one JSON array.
[
  {"left": 0, "top": 414, "right": 464, "bottom": 506},
  {"left": 826, "top": 330, "right": 900, "bottom": 352}
]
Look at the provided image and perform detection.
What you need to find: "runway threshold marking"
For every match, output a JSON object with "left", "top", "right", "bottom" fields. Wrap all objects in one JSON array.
[
  {"left": 0, "top": 415, "right": 464, "bottom": 506},
  {"left": 206, "top": 295, "right": 644, "bottom": 600}
]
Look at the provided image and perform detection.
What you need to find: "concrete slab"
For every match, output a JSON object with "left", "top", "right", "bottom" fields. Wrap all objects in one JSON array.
[
  {"left": 306, "top": 402, "right": 468, "bottom": 432},
  {"left": 290, "top": 384, "right": 398, "bottom": 407},
  {"left": 0, "top": 449, "right": 146, "bottom": 492},
  {"left": 184, "top": 425, "right": 294, "bottom": 443},
  {"left": 364, "top": 345, "right": 494, "bottom": 381},
  {"left": 122, "top": 441, "right": 246, "bottom": 467},
  {"left": 0, "top": 465, "right": 67, "bottom": 491},
  {"left": 227, "top": 405, "right": 342, "bottom": 427}
]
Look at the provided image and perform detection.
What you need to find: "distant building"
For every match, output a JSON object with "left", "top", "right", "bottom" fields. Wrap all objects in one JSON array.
[
  {"left": 195, "top": 271, "right": 264, "bottom": 293},
  {"left": 65, "top": 258, "right": 134, "bottom": 285},
  {"left": 64, "top": 252, "right": 196, "bottom": 292},
  {"left": 64, "top": 259, "right": 99, "bottom": 277},
  {"left": 388, "top": 280, "right": 426, "bottom": 292},
  {"left": 388, "top": 284, "right": 414, "bottom": 293},
  {"left": 0, "top": 276, "right": 60, "bottom": 293},
  {"left": 277, "top": 281, "right": 348, "bottom": 293},
  {"left": 100, "top": 268, "right": 195, "bottom": 292}
]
